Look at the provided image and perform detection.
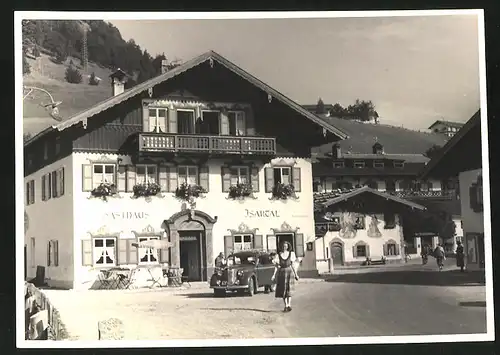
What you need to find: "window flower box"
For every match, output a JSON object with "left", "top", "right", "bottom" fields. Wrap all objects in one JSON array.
[
  {"left": 132, "top": 182, "right": 163, "bottom": 200},
  {"left": 89, "top": 182, "right": 118, "bottom": 201},
  {"left": 175, "top": 183, "right": 206, "bottom": 208},
  {"left": 227, "top": 183, "right": 256, "bottom": 200},
  {"left": 271, "top": 183, "right": 297, "bottom": 200}
]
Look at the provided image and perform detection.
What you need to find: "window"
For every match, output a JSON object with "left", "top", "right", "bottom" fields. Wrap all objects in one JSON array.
[
  {"left": 25, "top": 180, "right": 35, "bottom": 205},
  {"left": 228, "top": 111, "right": 245, "bottom": 136},
  {"left": 30, "top": 238, "right": 35, "bottom": 267},
  {"left": 273, "top": 167, "right": 291, "bottom": 185},
  {"left": 41, "top": 174, "right": 52, "bottom": 201},
  {"left": 230, "top": 166, "right": 249, "bottom": 186},
  {"left": 385, "top": 180, "right": 396, "bottom": 192},
  {"left": 177, "top": 109, "right": 195, "bottom": 134},
  {"left": 94, "top": 238, "right": 116, "bottom": 266},
  {"left": 354, "top": 216, "right": 365, "bottom": 230},
  {"left": 178, "top": 166, "right": 198, "bottom": 186},
  {"left": 386, "top": 243, "right": 398, "bottom": 256},
  {"left": 354, "top": 161, "right": 365, "bottom": 168},
  {"left": 47, "top": 240, "right": 59, "bottom": 267},
  {"left": 234, "top": 235, "right": 253, "bottom": 252},
  {"left": 356, "top": 245, "right": 367, "bottom": 257},
  {"left": 201, "top": 111, "right": 220, "bottom": 135},
  {"left": 138, "top": 236, "right": 159, "bottom": 263},
  {"left": 148, "top": 108, "right": 167, "bottom": 133},
  {"left": 333, "top": 161, "right": 345, "bottom": 168},
  {"left": 384, "top": 212, "right": 396, "bottom": 229},
  {"left": 394, "top": 161, "right": 404, "bottom": 168},
  {"left": 93, "top": 164, "right": 116, "bottom": 188},
  {"left": 136, "top": 165, "right": 157, "bottom": 184},
  {"left": 373, "top": 161, "right": 384, "bottom": 168}
]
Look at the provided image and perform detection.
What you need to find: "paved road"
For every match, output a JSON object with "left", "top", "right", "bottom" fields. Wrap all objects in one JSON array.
[{"left": 44, "top": 268, "right": 487, "bottom": 340}]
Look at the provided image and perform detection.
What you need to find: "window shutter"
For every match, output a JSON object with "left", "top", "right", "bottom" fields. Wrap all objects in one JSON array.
[
  {"left": 25, "top": 182, "right": 30, "bottom": 205},
  {"left": 352, "top": 245, "right": 357, "bottom": 258},
  {"left": 116, "top": 165, "right": 126, "bottom": 192},
  {"left": 477, "top": 185, "right": 483, "bottom": 212},
  {"left": 236, "top": 112, "right": 246, "bottom": 135},
  {"left": 251, "top": 167, "right": 260, "bottom": 192},
  {"left": 82, "top": 164, "right": 93, "bottom": 192},
  {"left": 126, "top": 166, "right": 136, "bottom": 193},
  {"left": 54, "top": 241, "right": 59, "bottom": 267},
  {"left": 127, "top": 239, "right": 138, "bottom": 264},
  {"left": 395, "top": 243, "right": 400, "bottom": 256},
  {"left": 118, "top": 239, "right": 128, "bottom": 265},
  {"left": 292, "top": 167, "right": 301, "bottom": 192},
  {"left": 383, "top": 243, "right": 388, "bottom": 256},
  {"left": 220, "top": 111, "right": 230, "bottom": 135},
  {"left": 224, "top": 235, "right": 233, "bottom": 257},
  {"left": 168, "top": 109, "right": 177, "bottom": 134},
  {"left": 168, "top": 166, "right": 178, "bottom": 193},
  {"left": 469, "top": 186, "right": 478, "bottom": 211},
  {"left": 253, "top": 235, "right": 263, "bottom": 250},
  {"left": 294, "top": 233, "right": 305, "bottom": 257},
  {"left": 199, "top": 166, "right": 209, "bottom": 192},
  {"left": 221, "top": 167, "right": 231, "bottom": 193},
  {"left": 47, "top": 173, "right": 52, "bottom": 199},
  {"left": 47, "top": 242, "right": 51, "bottom": 266},
  {"left": 51, "top": 171, "right": 58, "bottom": 198},
  {"left": 158, "top": 166, "right": 169, "bottom": 192},
  {"left": 30, "top": 180, "right": 35, "bottom": 204},
  {"left": 265, "top": 167, "right": 274, "bottom": 193},
  {"left": 59, "top": 168, "right": 65, "bottom": 196},
  {"left": 266, "top": 235, "right": 277, "bottom": 252},
  {"left": 142, "top": 104, "right": 150, "bottom": 132},
  {"left": 366, "top": 245, "right": 370, "bottom": 258},
  {"left": 81, "top": 240, "right": 93, "bottom": 266},
  {"left": 42, "top": 175, "right": 46, "bottom": 201}
]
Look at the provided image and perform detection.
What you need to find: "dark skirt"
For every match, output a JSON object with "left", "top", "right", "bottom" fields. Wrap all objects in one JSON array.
[
  {"left": 275, "top": 266, "right": 295, "bottom": 298},
  {"left": 456, "top": 254, "right": 465, "bottom": 267}
]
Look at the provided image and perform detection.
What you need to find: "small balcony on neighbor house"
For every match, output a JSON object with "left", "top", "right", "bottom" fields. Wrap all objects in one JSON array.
[
  {"left": 389, "top": 189, "right": 458, "bottom": 200},
  {"left": 138, "top": 133, "right": 276, "bottom": 155}
]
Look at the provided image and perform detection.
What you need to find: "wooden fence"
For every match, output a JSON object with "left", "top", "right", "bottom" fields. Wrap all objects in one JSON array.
[{"left": 24, "top": 282, "right": 69, "bottom": 340}]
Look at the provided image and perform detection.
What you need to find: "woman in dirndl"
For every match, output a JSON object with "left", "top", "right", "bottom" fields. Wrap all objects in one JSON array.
[{"left": 271, "top": 241, "right": 299, "bottom": 312}]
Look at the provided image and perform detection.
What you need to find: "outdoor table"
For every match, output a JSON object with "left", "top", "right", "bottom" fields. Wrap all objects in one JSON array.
[
  {"left": 136, "top": 265, "right": 163, "bottom": 288},
  {"left": 97, "top": 268, "right": 131, "bottom": 289}
]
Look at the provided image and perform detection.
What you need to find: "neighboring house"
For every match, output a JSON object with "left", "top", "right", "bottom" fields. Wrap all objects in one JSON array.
[
  {"left": 313, "top": 187, "right": 426, "bottom": 272},
  {"left": 23, "top": 50, "right": 348, "bottom": 289},
  {"left": 420, "top": 110, "right": 484, "bottom": 270},
  {"left": 428, "top": 120, "right": 464, "bottom": 138}
]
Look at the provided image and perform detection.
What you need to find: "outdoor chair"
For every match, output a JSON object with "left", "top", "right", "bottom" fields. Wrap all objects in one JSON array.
[{"left": 97, "top": 270, "right": 119, "bottom": 289}]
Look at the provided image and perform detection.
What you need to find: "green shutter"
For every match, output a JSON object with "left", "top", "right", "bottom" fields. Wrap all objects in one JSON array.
[
  {"left": 224, "top": 235, "right": 233, "bottom": 257},
  {"left": 221, "top": 167, "right": 231, "bottom": 193},
  {"left": 168, "top": 109, "right": 177, "bottom": 134},
  {"left": 251, "top": 167, "right": 259, "bottom": 192},
  {"left": 158, "top": 166, "right": 169, "bottom": 192},
  {"left": 117, "top": 165, "right": 127, "bottom": 192},
  {"left": 265, "top": 167, "right": 274, "bottom": 193},
  {"left": 383, "top": 243, "right": 388, "bottom": 256},
  {"left": 142, "top": 104, "right": 150, "bottom": 132},
  {"left": 199, "top": 166, "right": 209, "bottom": 192},
  {"left": 220, "top": 111, "right": 229, "bottom": 135},
  {"left": 352, "top": 245, "right": 357, "bottom": 258},
  {"left": 127, "top": 239, "right": 138, "bottom": 264},
  {"left": 253, "top": 235, "right": 263, "bottom": 250},
  {"left": 168, "top": 166, "right": 178, "bottom": 192},
  {"left": 54, "top": 241, "right": 59, "bottom": 267},
  {"left": 118, "top": 238, "right": 128, "bottom": 265},
  {"left": 47, "top": 242, "right": 51, "bottom": 266},
  {"left": 294, "top": 233, "right": 305, "bottom": 257},
  {"left": 59, "top": 168, "right": 65, "bottom": 196},
  {"left": 81, "top": 240, "right": 93, "bottom": 266},
  {"left": 292, "top": 167, "right": 301, "bottom": 192},
  {"left": 82, "top": 165, "right": 93, "bottom": 192},
  {"left": 41, "top": 175, "right": 46, "bottom": 201},
  {"left": 126, "top": 166, "right": 136, "bottom": 192}
]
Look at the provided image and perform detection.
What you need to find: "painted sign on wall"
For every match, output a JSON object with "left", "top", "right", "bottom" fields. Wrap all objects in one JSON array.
[
  {"left": 105, "top": 212, "right": 150, "bottom": 220},
  {"left": 244, "top": 209, "right": 280, "bottom": 218}
]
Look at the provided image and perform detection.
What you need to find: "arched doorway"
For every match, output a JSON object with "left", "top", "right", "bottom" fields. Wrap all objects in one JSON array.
[
  {"left": 330, "top": 239, "right": 344, "bottom": 267},
  {"left": 165, "top": 209, "right": 217, "bottom": 282}
]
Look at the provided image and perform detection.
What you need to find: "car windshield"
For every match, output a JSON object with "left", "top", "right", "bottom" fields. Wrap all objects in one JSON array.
[{"left": 227, "top": 252, "right": 257, "bottom": 266}]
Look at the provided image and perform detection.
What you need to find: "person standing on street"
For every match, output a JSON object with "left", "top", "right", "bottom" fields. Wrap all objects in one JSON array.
[
  {"left": 215, "top": 252, "right": 226, "bottom": 269},
  {"left": 271, "top": 241, "right": 299, "bottom": 312},
  {"left": 434, "top": 243, "right": 446, "bottom": 271},
  {"left": 455, "top": 240, "right": 465, "bottom": 272}
]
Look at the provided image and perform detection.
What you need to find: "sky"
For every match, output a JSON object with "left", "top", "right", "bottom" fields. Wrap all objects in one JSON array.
[{"left": 111, "top": 14, "right": 481, "bottom": 130}]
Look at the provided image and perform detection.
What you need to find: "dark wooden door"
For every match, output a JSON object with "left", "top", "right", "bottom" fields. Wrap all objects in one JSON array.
[{"left": 331, "top": 242, "right": 344, "bottom": 265}]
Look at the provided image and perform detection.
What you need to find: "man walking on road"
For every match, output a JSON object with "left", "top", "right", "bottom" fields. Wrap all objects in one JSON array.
[{"left": 434, "top": 244, "right": 446, "bottom": 271}]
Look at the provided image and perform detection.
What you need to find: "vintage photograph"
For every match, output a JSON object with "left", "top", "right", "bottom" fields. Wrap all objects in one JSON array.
[{"left": 18, "top": 11, "right": 492, "bottom": 346}]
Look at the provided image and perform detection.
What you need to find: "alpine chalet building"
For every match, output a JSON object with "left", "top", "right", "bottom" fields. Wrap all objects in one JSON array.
[{"left": 23, "top": 51, "right": 347, "bottom": 289}]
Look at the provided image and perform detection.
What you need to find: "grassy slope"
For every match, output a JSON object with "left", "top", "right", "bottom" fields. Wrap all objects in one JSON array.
[{"left": 23, "top": 53, "right": 112, "bottom": 135}]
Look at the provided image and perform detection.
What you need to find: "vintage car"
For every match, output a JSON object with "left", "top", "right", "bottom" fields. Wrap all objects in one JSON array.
[{"left": 209, "top": 250, "right": 275, "bottom": 297}]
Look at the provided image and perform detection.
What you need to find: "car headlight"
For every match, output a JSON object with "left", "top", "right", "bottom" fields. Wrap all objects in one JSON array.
[{"left": 237, "top": 270, "right": 244, "bottom": 277}]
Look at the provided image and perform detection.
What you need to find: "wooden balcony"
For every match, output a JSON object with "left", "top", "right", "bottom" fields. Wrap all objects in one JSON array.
[
  {"left": 138, "top": 133, "right": 276, "bottom": 155},
  {"left": 390, "top": 190, "right": 457, "bottom": 200}
]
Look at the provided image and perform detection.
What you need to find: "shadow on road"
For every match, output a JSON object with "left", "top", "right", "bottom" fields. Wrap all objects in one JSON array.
[
  {"left": 459, "top": 301, "right": 487, "bottom": 307},
  {"left": 201, "top": 307, "right": 280, "bottom": 313},
  {"left": 181, "top": 291, "right": 274, "bottom": 299},
  {"left": 325, "top": 269, "right": 485, "bottom": 287}
]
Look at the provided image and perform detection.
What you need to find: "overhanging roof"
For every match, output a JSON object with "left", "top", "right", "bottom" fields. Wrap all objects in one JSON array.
[
  {"left": 428, "top": 120, "right": 465, "bottom": 130},
  {"left": 24, "top": 50, "right": 348, "bottom": 147},
  {"left": 315, "top": 186, "right": 426, "bottom": 211},
  {"left": 420, "top": 110, "right": 481, "bottom": 179}
]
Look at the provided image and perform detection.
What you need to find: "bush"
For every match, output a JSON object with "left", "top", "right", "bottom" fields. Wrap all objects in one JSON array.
[
  {"left": 88, "top": 72, "right": 100, "bottom": 86},
  {"left": 54, "top": 51, "right": 67, "bottom": 64},
  {"left": 23, "top": 54, "right": 31, "bottom": 75},
  {"left": 65, "top": 65, "right": 82, "bottom": 84}
]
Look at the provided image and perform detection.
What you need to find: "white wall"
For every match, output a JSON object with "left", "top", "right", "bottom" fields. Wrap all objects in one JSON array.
[
  {"left": 314, "top": 214, "right": 403, "bottom": 273},
  {"left": 24, "top": 155, "right": 74, "bottom": 288},
  {"left": 72, "top": 152, "right": 316, "bottom": 286}
]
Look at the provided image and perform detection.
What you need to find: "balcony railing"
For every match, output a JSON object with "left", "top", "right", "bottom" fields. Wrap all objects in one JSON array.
[
  {"left": 389, "top": 190, "right": 457, "bottom": 200},
  {"left": 138, "top": 133, "right": 276, "bottom": 155}
]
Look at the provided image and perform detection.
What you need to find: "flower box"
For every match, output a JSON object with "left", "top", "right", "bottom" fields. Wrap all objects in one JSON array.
[
  {"left": 90, "top": 182, "right": 117, "bottom": 201},
  {"left": 228, "top": 183, "right": 254, "bottom": 199},
  {"left": 175, "top": 183, "right": 206, "bottom": 202},
  {"left": 271, "top": 183, "right": 296, "bottom": 200},
  {"left": 132, "top": 182, "right": 162, "bottom": 198}
]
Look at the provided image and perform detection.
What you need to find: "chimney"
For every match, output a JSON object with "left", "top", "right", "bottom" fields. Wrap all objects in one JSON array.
[
  {"left": 161, "top": 59, "right": 169, "bottom": 74},
  {"left": 109, "top": 68, "right": 128, "bottom": 96},
  {"left": 332, "top": 143, "right": 342, "bottom": 159}
]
